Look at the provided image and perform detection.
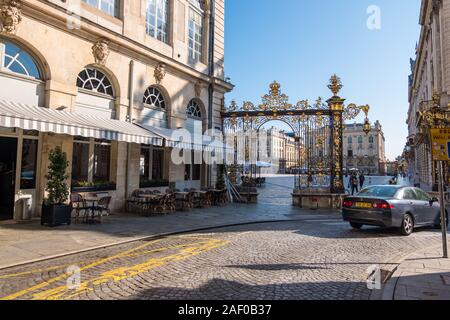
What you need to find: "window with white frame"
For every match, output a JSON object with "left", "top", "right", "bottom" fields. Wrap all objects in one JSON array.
[
  {"left": 146, "top": 0, "right": 169, "bottom": 43},
  {"left": 83, "top": 0, "right": 119, "bottom": 17},
  {"left": 188, "top": 7, "right": 203, "bottom": 62},
  {"left": 186, "top": 100, "right": 202, "bottom": 119},
  {"left": 143, "top": 86, "right": 166, "bottom": 109},
  {"left": 0, "top": 41, "right": 41, "bottom": 79},
  {"left": 77, "top": 67, "right": 114, "bottom": 97}
]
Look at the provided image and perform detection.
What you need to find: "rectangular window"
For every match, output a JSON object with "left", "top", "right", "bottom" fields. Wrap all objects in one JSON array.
[
  {"left": 83, "top": 0, "right": 118, "bottom": 17},
  {"left": 20, "top": 139, "right": 38, "bottom": 189},
  {"left": 188, "top": 8, "right": 203, "bottom": 62},
  {"left": 140, "top": 147, "right": 151, "bottom": 183},
  {"left": 152, "top": 148, "right": 164, "bottom": 180},
  {"left": 93, "top": 142, "right": 111, "bottom": 182},
  {"left": 184, "top": 164, "right": 191, "bottom": 181},
  {"left": 72, "top": 142, "right": 90, "bottom": 182},
  {"left": 146, "top": 0, "right": 169, "bottom": 43}
]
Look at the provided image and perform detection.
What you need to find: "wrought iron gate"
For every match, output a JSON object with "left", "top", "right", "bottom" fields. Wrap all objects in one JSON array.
[{"left": 222, "top": 75, "right": 371, "bottom": 195}]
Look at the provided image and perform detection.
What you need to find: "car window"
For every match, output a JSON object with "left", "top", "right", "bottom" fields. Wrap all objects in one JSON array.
[
  {"left": 358, "top": 186, "right": 398, "bottom": 197},
  {"left": 414, "top": 188, "right": 431, "bottom": 201},
  {"left": 402, "top": 188, "right": 418, "bottom": 200}
]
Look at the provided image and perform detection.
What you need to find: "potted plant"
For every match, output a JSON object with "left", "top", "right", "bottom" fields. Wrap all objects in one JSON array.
[{"left": 41, "top": 147, "right": 71, "bottom": 227}]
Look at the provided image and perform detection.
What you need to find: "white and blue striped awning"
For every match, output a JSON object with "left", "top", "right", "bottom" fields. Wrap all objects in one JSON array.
[
  {"left": 138, "top": 124, "right": 234, "bottom": 153},
  {"left": 0, "top": 100, "right": 163, "bottom": 146}
]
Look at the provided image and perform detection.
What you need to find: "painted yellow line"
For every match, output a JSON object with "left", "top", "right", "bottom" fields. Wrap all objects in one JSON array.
[
  {"left": 0, "top": 239, "right": 163, "bottom": 300},
  {"left": 33, "top": 238, "right": 229, "bottom": 300},
  {"left": 0, "top": 265, "right": 71, "bottom": 279}
]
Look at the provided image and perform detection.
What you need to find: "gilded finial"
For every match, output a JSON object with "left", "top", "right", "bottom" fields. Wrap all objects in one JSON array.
[
  {"left": 270, "top": 81, "right": 280, "bottom": 97},
  {"left": 328, "top": 74, "right": 343, "bottom": 96}
]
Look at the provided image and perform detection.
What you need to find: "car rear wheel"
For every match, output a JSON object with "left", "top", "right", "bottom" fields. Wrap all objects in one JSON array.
[
  {"left": 350, "top": 222, "right": 363, "bottom": 229},
  {"left": 400, "top": 214, "right": 414, "bottom": 236}
]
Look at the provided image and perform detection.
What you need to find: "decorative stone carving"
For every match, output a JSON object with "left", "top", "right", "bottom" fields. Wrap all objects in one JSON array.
[
  {"left": 0, "top": 0, "right": 22, "bottom": 34},
  {"left": 194, "top": 80, "right": 205, "bottom": 98},
  {"left": 154, "top": 63, "right": 166, "bottom": 84},
  {"left": 92, "top": 39, "right": 110, "bottom": 65}
]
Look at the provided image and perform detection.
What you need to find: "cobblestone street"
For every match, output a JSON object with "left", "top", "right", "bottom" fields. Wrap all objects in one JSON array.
[{"left": 0, "top": 214, "right": 446, "bottom": 300}]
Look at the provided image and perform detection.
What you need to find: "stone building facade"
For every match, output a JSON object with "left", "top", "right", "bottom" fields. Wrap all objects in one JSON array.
[
  {"left": 0, "top": 0, "right": 233, "bottom": 220},
  {"left": 343, "top": 121, "right": 387, "bottom": 175},
  {"left": 406, "top": 0, "right": 450, "bottom": 191}
]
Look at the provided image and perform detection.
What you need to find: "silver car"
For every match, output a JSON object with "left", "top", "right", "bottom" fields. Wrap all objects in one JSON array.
[{"left": 342, "top": 185, "right": 448, "bottom": 236}]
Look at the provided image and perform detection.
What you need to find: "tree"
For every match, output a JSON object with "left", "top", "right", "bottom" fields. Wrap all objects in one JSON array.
[{"left": 45, "top": 147, "right": 69, "bottom": 205}]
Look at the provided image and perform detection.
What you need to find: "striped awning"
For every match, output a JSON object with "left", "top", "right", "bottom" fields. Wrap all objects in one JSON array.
[
  {"left": 0, "top": 100, "right": 163, "bottom": 146},
  {"left": 138, "top": 124, "right": 234, "bottom": 153}
]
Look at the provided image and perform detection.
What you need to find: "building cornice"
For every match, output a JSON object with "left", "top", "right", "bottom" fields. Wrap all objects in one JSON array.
[{"left": 21, "top": 0, "right": 233, "bottom": 92}]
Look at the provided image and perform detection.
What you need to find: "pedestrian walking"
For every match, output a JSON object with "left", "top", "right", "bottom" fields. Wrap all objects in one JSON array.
[
  {"left": 359, "top": 173, "right": 365, "bottom": 189},
  {"left": 348, "top": 174, "right": 359, "bottom": 195}
]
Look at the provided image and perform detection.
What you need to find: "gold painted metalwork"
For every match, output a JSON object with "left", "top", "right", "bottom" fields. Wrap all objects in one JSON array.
[{"left": 328, "top": 74, "right": 343, "bottom": 96}]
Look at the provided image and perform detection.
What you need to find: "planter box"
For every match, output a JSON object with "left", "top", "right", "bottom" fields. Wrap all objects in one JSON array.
[
  {"left": 41, "top": 203, "right": 72, "bottom": 227},
  {"left": 71, "top": 185, "right": 116, "bottom": 193}
]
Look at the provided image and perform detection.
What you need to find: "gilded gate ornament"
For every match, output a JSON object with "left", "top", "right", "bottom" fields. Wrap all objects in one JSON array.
[{"left": 0, "top": 0, "right": 22, "bottom": 34}]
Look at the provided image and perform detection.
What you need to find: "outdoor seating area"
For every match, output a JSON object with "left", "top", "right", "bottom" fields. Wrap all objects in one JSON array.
[
  {"left": 125, "top": 188, "right": 229, "bottom": 216},
  {"left": 69, "top": 193, "right": 112, "bottom": 224}
]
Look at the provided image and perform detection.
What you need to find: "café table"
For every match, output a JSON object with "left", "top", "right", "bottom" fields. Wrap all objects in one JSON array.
[{"left": 84, "top": 196, "right": 100, "bottom": 224}]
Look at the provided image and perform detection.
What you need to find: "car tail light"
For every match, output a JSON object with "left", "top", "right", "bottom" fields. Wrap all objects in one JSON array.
[
  {"left": 343, "top": 201, "right": 353, "bottom": 208},
  {"left": 372, "top": 202, "right": 394, "bottom": 209}
]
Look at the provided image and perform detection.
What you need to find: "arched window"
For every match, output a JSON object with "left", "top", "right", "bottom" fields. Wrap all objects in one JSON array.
[
  {"left": 186, "top": 100, "right": 202, "bottom": 119},
  {"left": 358, "top": 136, "right": 363, "bottom": 144},
  {"left": 76, "top": 67, "right": 114, "bottom": 97},
  {"left": 369, "top": 135, "right": 374, "bottom": 143},
  {"left": 348, "top": 136, "right": 353, "bottom": 144},
  {"left": 1, "top": 41, "right": 41, "bottom": 79},
  {"left": 143, "top": 86, "right": 165, "bottom": 109}
]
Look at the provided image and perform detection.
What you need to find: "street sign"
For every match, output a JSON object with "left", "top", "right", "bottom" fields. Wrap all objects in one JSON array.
[{"left": 431, "top": 128, "right": 450, "bottom": 161}]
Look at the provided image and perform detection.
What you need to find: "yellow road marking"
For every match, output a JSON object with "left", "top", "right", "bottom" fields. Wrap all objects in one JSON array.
[
  {"left": 0, "top": 265, "right": 70, "bottom": 279},
  {"left": 0, "top": 239, "right": 163, "bottom": 300},
  {"left": 1, "top": 237, "right": 228, "bottom": 300},
  {"left": 33, "top": 238, "right": 229, "bottom": 300}
]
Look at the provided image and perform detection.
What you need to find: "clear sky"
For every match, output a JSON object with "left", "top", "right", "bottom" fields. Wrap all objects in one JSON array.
[{"left": 224, "top": 0, "right": 421, "bottom": 161}]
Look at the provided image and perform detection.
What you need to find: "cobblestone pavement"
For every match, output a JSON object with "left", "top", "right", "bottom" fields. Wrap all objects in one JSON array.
[{"left": 0, "top": 218, "right": 446, "bottom": 300}]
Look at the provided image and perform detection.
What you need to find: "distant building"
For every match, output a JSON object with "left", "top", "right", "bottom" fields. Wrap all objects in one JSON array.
[{"left": 343, "top": 121, "right": 387, "bottom": 175}]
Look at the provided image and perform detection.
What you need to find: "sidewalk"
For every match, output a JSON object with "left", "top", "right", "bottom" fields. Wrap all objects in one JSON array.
[
  {"left": 0, "top": 202, "right": 338, "bottom": 270},
  {"left": 382, "top": 244, "right": 450, "bottom": 300}
]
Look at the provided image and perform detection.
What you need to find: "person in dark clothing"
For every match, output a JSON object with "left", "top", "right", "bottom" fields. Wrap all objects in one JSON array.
[
  {"left": 349, "top": 174, "right": 359, "bottom": 195},
  {"left": 359, "top": 174, "right": 365, "bottom": 189}
]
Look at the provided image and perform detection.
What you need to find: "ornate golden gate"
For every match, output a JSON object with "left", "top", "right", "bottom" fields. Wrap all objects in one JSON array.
[{"left": 222, "top": 75, "right": 371, "bottom": 195}]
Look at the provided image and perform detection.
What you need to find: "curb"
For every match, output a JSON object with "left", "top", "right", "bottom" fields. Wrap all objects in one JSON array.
[
  {"left": 378, "top": 244, "right": 445, "bottom": 300},
  {"left": 0, "top": 216, "right": 339, "bottom": 271}
]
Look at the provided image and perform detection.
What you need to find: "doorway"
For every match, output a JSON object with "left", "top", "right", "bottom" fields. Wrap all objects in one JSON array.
[{"left": 0, "top": 137, "right": 17, "bottom": 220}]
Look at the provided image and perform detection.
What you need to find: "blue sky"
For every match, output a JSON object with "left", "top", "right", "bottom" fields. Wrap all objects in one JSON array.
[{"left": 224, "top": 0, "right": 421, "bottom": 160}]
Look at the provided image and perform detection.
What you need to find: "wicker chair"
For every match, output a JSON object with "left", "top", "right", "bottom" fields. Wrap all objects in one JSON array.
[
  {"left": 126, "top": 190, "right": 145, "bottom": 213},
  {"left": 94, "top": 196, "right": 112, "bottom": 219},
  {"left": 70, "top": 194, "right": 89, "bottom": 223}
]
